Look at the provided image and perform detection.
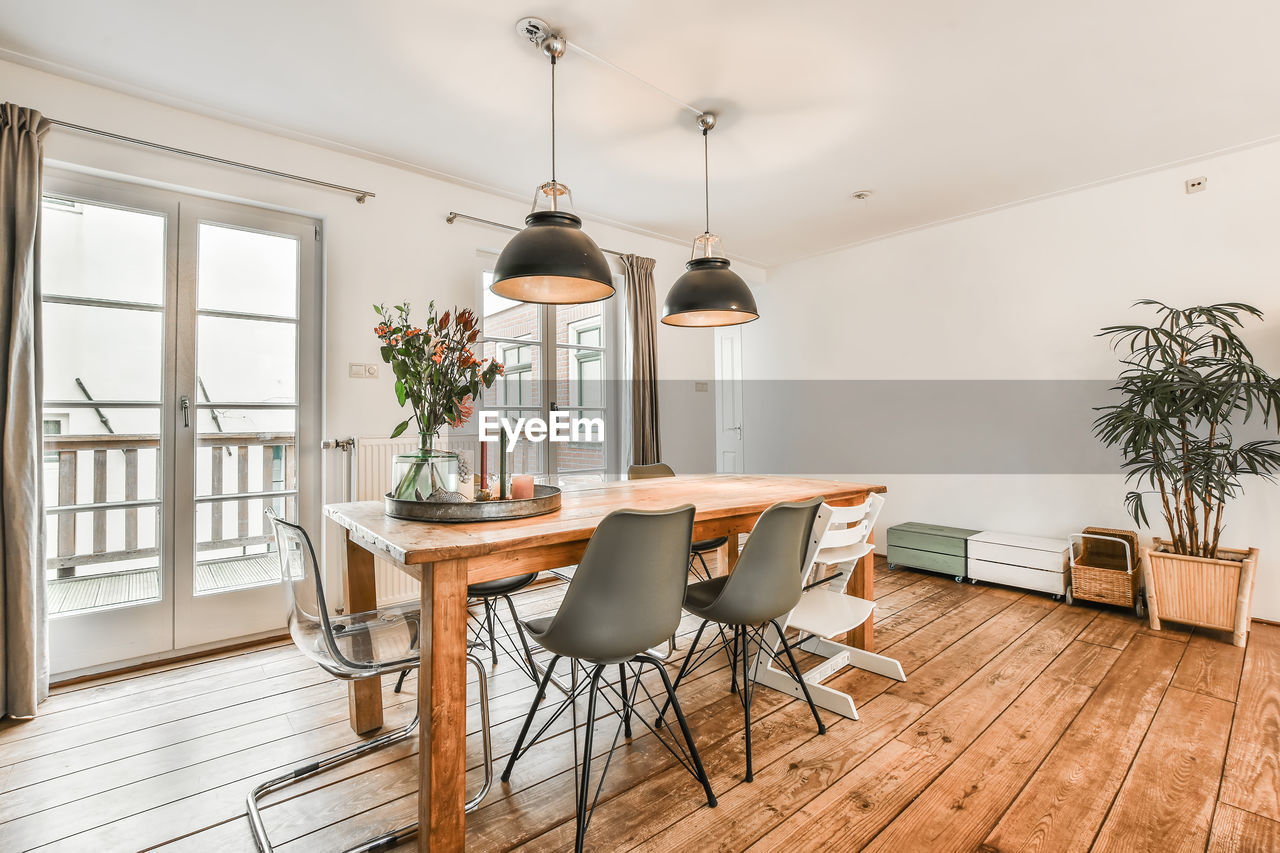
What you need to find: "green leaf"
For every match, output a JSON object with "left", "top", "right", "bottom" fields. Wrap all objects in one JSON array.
[
  {"left": 389, "top": 419, "right": 409, "bottom": 439},
  {"left": 395, "top": 379, "right": 407, "bottom": 407}
]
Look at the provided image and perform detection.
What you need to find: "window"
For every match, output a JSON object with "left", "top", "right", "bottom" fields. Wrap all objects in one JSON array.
[{"left": 478, "top": 264, "right": 621, "bottom": 484}]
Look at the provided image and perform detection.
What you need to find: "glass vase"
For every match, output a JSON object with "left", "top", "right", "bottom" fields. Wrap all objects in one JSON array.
[{"left": 391, "top": 433, "right": 460, "bottom": 501}]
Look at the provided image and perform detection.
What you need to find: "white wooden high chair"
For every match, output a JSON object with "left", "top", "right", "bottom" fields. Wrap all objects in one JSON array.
[{"left": 751, "top": 494, "right": 905, "bottom": 719}]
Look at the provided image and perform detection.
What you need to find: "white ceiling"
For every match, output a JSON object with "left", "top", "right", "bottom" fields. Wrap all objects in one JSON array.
[{"left": 3, "top": 1, "right": 1280, "bottom": 266}]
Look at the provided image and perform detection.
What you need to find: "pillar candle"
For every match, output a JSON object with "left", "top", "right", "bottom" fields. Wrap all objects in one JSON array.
[{"left": 511, "top": 474, "right": 535, "bottom": 500}]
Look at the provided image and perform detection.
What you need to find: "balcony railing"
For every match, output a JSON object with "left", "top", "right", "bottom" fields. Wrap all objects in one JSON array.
[{"left": 44, "top": 431, "right": 296, "bottom": 579}]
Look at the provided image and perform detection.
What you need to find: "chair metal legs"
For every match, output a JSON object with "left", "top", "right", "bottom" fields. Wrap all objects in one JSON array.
[
  {"left": 502, "top": 653, "right": 716, "bottom": 853},
  {"left": 659, "top": 618, "right": 826, "bottom": 783},
  {"left": 247, "top": 652, "right": 492, "bottom": 853}
]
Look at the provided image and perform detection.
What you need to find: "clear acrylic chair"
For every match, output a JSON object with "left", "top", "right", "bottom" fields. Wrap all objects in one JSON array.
[{"left": 248, "top": 509, "right": 492, "bottom": 853}]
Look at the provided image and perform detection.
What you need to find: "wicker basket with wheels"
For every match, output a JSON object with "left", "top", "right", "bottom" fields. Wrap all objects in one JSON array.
[{"left": 1068, "top": 527, "right": 1144, "bottom": 616}]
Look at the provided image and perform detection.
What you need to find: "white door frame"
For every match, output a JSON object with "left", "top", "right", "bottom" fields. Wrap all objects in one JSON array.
[{"left": 41, "top": 170, "right": 322, "bottom": 677}]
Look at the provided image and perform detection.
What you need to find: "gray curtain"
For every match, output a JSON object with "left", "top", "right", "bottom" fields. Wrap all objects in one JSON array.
[
  {"left": 621, "top": 254, "right": 661, "bottom": 465},
  {"left": 1, "top": 103, "right": 51, "bottom": 719}
]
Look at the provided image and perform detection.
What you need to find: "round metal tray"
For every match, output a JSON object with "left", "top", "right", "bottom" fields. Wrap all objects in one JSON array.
[{"left": 384, "top": 484, "right": 562, "bottom": 523}]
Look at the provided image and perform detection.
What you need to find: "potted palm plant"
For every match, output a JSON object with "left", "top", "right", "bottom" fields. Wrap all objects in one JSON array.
[{"left": 1094, "top": 301, "right": 1280, "bottom": 646}]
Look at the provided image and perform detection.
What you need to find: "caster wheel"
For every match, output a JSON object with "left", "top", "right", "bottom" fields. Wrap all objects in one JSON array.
[
  {"left": 1053, "top": 594, "right": 1062, "bottom": 602},
  {"left": 954, "top": 575, "right": 964, "bottom": 583},
  {"left": 969, "top": 578, "right": 978, "bottom": 585},
  {"left": 887, "top": 563, "right": 896, "bottom": 570}
]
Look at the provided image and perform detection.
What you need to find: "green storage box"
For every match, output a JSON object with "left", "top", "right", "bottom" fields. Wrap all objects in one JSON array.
[{"left": 886, "top": 522, "right": 982, "bottom": 581}]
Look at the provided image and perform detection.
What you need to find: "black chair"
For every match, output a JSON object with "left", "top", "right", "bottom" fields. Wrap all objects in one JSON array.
[
  {"left": 395, "top": 572, "right": 548, "bottom": 694},
  {"left": 628, "top": 463, "right": 728, "bottom": 581},
  {"left": 658, "top": 497, "right": 827, "bottom": 782},
  {"left": 500, "top": 505, "right": 717, "bottom": 852}
]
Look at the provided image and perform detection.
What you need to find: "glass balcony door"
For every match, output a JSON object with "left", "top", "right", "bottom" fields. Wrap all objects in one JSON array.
[
  {"left": 172, "top": 199, "right": 320, "bottom": 649},
  {"left": 41, "top": 173, "right": 320, "bottom": 677}
]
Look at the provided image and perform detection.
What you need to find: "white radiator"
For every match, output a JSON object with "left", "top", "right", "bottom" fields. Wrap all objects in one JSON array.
[
  {"left": 355, "top": 436, "right": 421, "bottom": 604},
  {"left": 353, "top": 434, "right": 483, "bottom": 604}
]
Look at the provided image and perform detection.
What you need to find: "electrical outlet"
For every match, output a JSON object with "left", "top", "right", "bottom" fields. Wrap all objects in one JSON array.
[
  {"left": 365, "top": 364, "right": 379, "bottom": 378},
  {"left": 1185, "top": 176, "right": 1207, "bottom": 194}
]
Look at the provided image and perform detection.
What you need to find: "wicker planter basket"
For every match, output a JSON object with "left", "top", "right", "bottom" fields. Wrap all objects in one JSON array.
[
  {"left": 1069, "top": 527, "right": 1143, "bottom": 615},
  {"left": 1144, "top": 538, "right": 1258, "bottom": 647}
]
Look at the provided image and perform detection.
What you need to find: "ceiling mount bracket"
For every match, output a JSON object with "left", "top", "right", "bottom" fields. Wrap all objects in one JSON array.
[{"left": 516, "top": 17, "right": 553, "bottom": 47}]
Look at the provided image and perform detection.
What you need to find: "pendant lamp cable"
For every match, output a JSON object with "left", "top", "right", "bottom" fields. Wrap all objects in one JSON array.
[
  {"left": 703, "top": 126, "right": 710, "bottom": 235},
  {"left": 550, "top": 54, "right": 557, "bottom": 184}
]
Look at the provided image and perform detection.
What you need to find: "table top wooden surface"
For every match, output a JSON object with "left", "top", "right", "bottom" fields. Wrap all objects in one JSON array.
[{"left": 325, "top": 474, "right": 885, "bottom": 566}]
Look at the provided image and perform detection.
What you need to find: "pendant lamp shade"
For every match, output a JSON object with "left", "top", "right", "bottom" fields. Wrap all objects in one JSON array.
[
  {"left": 489, "top": 35, "right": 614, "bottom": 305},
  {"left": 491, "top": 188, "right": 615, "bottom": 304},
  {"left": 661, "top": 233, "right": 758, "bottom": 327},
  {"left": 662, "top": 114, "right": 758, "bottom": 327}
]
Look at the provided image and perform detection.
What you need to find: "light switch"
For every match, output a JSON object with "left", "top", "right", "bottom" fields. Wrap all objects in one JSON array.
[
  {"left": 348, "top": 362, "right": 365, "bottom": 378},
  {"left": 694, "top": 381, "right": 709, "bottom": 392},
  {"left": 365, "top": 364, "right": 379, "bottom": 378}
]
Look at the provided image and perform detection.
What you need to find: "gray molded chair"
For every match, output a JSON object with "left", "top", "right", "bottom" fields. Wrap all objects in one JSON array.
[
  {"left": 249, "top": 509, "right": 492, "bottom": 853},
  {"left": 658, "top": 497, "right": 827, "bottom": 782},
  {"left": 500, "top": 505, "right": 717, "bottom": 852},
  {"left": 629, "top": 462, "right": 729, "bottom": 580}
]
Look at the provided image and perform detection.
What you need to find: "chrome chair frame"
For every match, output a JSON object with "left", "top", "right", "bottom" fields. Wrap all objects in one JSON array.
[{"left": 248, "top": 510, "right": 492, "bottom": 852}]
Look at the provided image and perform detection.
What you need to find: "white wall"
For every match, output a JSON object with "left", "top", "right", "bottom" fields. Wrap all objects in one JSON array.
[
  {"left": 4, "top": 59, "right": 750, "bottom": 588},
  {"left": 747, "top": 139, "right": 1280, "bottom": 620}
]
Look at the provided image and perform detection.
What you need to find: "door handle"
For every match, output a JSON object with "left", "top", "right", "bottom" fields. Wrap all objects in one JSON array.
[
  {"left": 730, "top": 425, "right": 743, "bottom": 434},
  {"left": 180, "top": 396, "right": 190, "bottom": 428}
]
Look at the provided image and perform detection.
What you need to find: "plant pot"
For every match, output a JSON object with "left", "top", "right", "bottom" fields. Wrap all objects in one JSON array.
[{"left": 1143, "top": 538, "right": 1258, "bottom": 647}]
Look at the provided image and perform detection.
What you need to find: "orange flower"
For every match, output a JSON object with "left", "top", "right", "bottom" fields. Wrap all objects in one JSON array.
[{"left": 404, "top": 328, "right": 422, "bottom": 338}]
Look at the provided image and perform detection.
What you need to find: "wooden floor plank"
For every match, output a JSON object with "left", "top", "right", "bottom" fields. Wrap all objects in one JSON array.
[
  {"left": 757, "top": 604, "right": 1094, "bottom": 852},
  {"left": 1219, "top": 623, "right": 1280, "bottom": 822},
  {"left": 1076, "top": 607, "right": 1142, "bottom": 650},
  {"left": 5, "top": 577, "right": 1272, "bottom": 853},
  {"left": 1091, "top": 686, "right": 1235, "bottom": 853},
  {"left": 1207, "top": 802, "right": 1280, "bottom": 853},
  {"left": 980, "top": 632, "right": 1185, "bottom": 853},
  {"left": 1171, "top": 629, "right": 1247, "bottom": 702},
  {"left": 862, "top": 640, "right": 1118, "bottom": 853}
]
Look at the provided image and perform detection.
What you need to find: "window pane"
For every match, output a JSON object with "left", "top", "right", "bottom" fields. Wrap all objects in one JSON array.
[
  {"left": 197, "top": 316, "right": 297, "bottom": 404},
  {"left": 195, "top": 498, "right": 286, "bottom": 595},
  {"left": 41, "top": 198, "right": 165, "bottom": 305},
  {"left": 43, "top": 303, "right": 163, "bottom": 402},
  {"left": 483, "top": 273, "right": 541, "bottom": 341},
  {"left": 43, "top": 407, "right": 163, "bottom": 615},
  {"left": 195, "top": 409, "right": 297, "bottom": 499},
  {"left": 484, "top": 339, "right": 542, "bottom": 409},
  {"left": 198, "top": 223, "right": 298, "bottom": 317},
  {"left": 557, "top": 346, "right": 605, "bottom": 409},
  {"left": 557, "top": 302, "right": 605, "bottom": 346}
]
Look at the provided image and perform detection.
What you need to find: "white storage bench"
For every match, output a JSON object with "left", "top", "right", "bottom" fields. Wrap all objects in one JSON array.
[{"left": 967, "top": 531, "right": 1071, "bottom": 600}]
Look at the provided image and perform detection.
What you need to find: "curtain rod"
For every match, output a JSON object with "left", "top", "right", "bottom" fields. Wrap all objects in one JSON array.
[
  {"left": 445, "top": 210, "right": 627, "bottom": 258},
  {"left": 38, "top": 115, "right": 376, "bottom": 203}
]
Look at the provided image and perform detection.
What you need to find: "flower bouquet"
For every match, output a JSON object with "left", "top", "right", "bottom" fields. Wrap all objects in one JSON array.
[{"left": 374, "top": 302, "right": 503, "bottom": 501}]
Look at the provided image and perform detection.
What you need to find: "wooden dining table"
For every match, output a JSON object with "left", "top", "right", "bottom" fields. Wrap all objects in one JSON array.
[{"left": 324, "top": 473, "right": 886, "bottom": 851}]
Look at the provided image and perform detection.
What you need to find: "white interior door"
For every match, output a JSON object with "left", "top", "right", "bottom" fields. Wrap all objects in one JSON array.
[
  {"left": 41, "top": 172, "right": 321, "bottom": 677},
  {"left": 715, "top": 325, "right": 745, "bottom": 473}
]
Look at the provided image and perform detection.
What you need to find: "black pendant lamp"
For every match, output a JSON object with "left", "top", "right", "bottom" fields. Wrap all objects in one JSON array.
[
  {"left": 662, "top": 112, "right": 758, "bottom": 327},
  {"left": 490, "top": 34, "right": 614, "bottom": 305}
]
